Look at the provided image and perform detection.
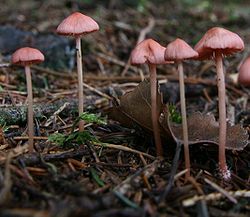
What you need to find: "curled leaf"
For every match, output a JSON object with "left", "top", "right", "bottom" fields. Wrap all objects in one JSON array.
[{"left": 160, "top": 111, "right": 249, "bottom": 150}]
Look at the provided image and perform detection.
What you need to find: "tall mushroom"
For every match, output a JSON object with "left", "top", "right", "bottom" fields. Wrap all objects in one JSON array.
[
  {"left": 194, "top": 27, "right": 244, "bottom": 180},
  {"left": 164, "top": 38, "right": 198, "bottom": 178},
  {"left": 238, "top": 56, "right": 250, "bottom": 86},
  {"left": 57, "top": 12, "right": 99, "bottom": 132},
  {"left": 131, "top": 39, "right": 171, "bottom": 156},
  {"left": 11, "top": 47, "right": 45, "bottom": 153}
]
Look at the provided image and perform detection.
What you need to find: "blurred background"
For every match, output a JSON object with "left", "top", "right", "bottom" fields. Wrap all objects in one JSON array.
[{"left": 0, "top": 0, "right": 249, "bottom": 71}]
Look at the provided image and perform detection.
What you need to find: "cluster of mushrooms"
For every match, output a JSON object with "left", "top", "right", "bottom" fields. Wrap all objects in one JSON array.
[
  {"left": 11, "top": 12, "right": 249, "bottom": 180},
  {"left": 11, "top": 12, "right": 99, "bottom": 154}
]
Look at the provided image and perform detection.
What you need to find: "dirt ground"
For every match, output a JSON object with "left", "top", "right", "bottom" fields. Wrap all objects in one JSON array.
[{"left": 0, "top": 0, "right": 249, "bottom": 216}]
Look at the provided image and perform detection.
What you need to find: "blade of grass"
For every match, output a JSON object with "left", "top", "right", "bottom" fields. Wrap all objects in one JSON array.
[{"left": 90, "top": 167, "right": 105, "bottom": 187}]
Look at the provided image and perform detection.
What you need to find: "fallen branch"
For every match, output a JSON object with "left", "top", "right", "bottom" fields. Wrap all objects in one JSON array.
[{"left": 0, "top": 100, "right": 77, "bottom": 126}]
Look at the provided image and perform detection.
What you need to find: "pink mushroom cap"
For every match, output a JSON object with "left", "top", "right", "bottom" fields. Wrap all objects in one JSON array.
[
  {"left": 11, "top": 47, "right": 45, "bottom": 66},
  {"left": 165, "top": 38, "right": 198, "bottom": 61},
  {"left": 238, "top": 56, "right": 250, "bottom": 86},
  {"left": 56, "top": 12, "right": 99, "bottom": 37},
  {"left": 194, "top": 27, "right": 244, "bottom": 60},
  {"left": 131, "top": 39, "right": 172, "bottom": 65}
]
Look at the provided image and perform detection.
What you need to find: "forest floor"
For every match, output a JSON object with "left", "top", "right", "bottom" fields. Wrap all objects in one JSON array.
[{"left": 0, "top": 1, "right": 249, "bottom": 216}]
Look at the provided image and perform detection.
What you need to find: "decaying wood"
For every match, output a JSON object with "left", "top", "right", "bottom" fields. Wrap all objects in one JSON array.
[{"left": 0, "top": 100, "right": 78, "bottom": 126}]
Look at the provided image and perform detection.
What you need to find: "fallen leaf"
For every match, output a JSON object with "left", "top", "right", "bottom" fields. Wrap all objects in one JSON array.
[
  {"left": 108, "top": 80, "right": 171, "bottom": 137},
  {"left": 160, "top": 111, "right": 249, "bottom": 150},
  {"left": 109, "top": 80, "right": 249, "bottom": 151}
]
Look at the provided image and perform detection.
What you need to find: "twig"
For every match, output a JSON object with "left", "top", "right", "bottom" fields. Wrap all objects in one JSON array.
[
  {"left": 0, "top": 82, "right": 16, "bottom": 89},
  {"left": 67, "top": 158, "right": 87, "bottom": 169},
  {"left": 136, "top": 18, "right": 156, "bottom": 45},
  {"left": 174, "top": 169, "right": 188, "bottom": 181},
  {"left": 13, "top": 136, "right": 48, "bottom": 140},
  {"left": 187, "top": 176, "right": 209, "bottom": 217},
  {"left": 31, "top": 65, "right": 76, "bottom": 79},
  {"left": 44, "top": 102, "right": 70, "bottom": 127},
  {"left": 92, "top": 162, "right": 130, "bottom": 168},
  {"left": 93, "top": 142, "right": 155, "bottom": 160},
  {"left": 187, "top": 176, "right": 204, "bottom": 195},
  {"left": 29, "top": 64, "right": 248, "bottom": 97},
  {"left": 159, "top": 142, "right": 182, "bottom": 202},
  {"left": 0, "top": 144, "right": 9, "bottom": 150},
  {"left": 84, "top": 74, "right": 213, "bottom": 84},
  {"left": 114, "top": 159, "right": 160, "bottom": 195},
  {"left": 0, "top": 63, "right": 10, "bottom": 68},
  {"left": 95, "top": 52, "right": 138, "bottom": 72},
  {"left": 139, "top": 153, "right": 147, "bottom": 166},
  {"left": 87, "top": 142, "right": 100, "bottom": 163},
  {"left": 83, "top": 82, "right": 112, "bottom": 100},
  {"left": 18, "top": 158, "right": 36, "bottom": 185},
  {"left": 182, "top": 190, "right": 250, "bottom": 207},
  {"left": 204, "top": 178, "right": 237, "bottom": 204}
]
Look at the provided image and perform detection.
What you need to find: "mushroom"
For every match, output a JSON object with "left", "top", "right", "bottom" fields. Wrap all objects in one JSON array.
[
  {"left": 57, "top": 12, "right": 99, "bottom": 132},
  {"left": 11, "top": 47, "right": 45, "bottom": 153},
  {"left": 238, "top": 56, "right": 250, "bottom": 86},
  {"left": 194, "top": 27, "right": 244, "bottom": 180},
  {"left": 131, "top": 39, "right": 172, "bottom": 156},
  {"left": 164, "top": 38, "right": 198, "bottom": 178}
]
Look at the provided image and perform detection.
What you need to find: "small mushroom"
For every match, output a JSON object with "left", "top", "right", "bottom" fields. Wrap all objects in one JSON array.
[
  {"left": 164, "top": 38, "right": 198, "bottom": 179},
  {"left": 238, "top": 56, "right": 250, "bottom": 86},
  {"left": 57, "top": 12, "right": 99, "bottom": 132},
  {"left": 11, "top": 47, "right": 45, "bottom": 153},
  {"left": 194, "top": 27, "right": 244, "bottom": 180},
  {"left": 131, "top": 39, "right": 172, "bottom": 156}
]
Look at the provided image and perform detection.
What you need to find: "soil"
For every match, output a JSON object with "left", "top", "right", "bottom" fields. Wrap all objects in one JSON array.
[{"left": 0, "top": 1, "right": 249, "bottom": 216}]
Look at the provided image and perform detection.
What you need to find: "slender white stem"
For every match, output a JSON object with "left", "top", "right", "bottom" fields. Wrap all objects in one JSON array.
[
  {"left": 76, "top": 36, "right": 84, "bottom": 132},
  {"left": 149, "top": 64, "right": 163, "bottom": 156},
  {"left": 178, "top": 61, "right": 190, "bottom": 178},
  {"left": 215, "top": 52, "right": 228, "bottom": 177},
  {"left": 25, "top": 65, "right": 34, "bottom": 153}
]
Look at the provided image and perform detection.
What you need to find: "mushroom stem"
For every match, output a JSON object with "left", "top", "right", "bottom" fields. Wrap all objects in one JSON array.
[
  {"left": 25, "top": 65, "right": 34, "bottom": 153},
  {"left": 215, "top": 51, "right": 228, "bottom": 178},
  {"left": 177, "top": 61, "right": 190, "bottom": 178},
  {"left": 148, "top": 64, "right": 163, "bottom": 156},
  {"left": 76, "top": 36, "right": 84, "bottom": 132}
]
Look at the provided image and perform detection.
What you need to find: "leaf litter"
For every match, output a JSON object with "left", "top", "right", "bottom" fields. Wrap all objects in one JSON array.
[
  {"left": 0, "top": 1, "right": 250, "bottom": 216},
  {"left": 109, "top": 80, "right": 249, "bottom": 150}
]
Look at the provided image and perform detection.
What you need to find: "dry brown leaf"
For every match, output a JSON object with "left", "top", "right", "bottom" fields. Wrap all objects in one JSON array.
[
  {"left": 109, "top": 80, "right": 249, "bottom": 150},
  {"left": 108, "top": 80, "right": 171, "bottom": 137},
  {"left": 160, "top": 111, "right": 249, "bottom": 150}
]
